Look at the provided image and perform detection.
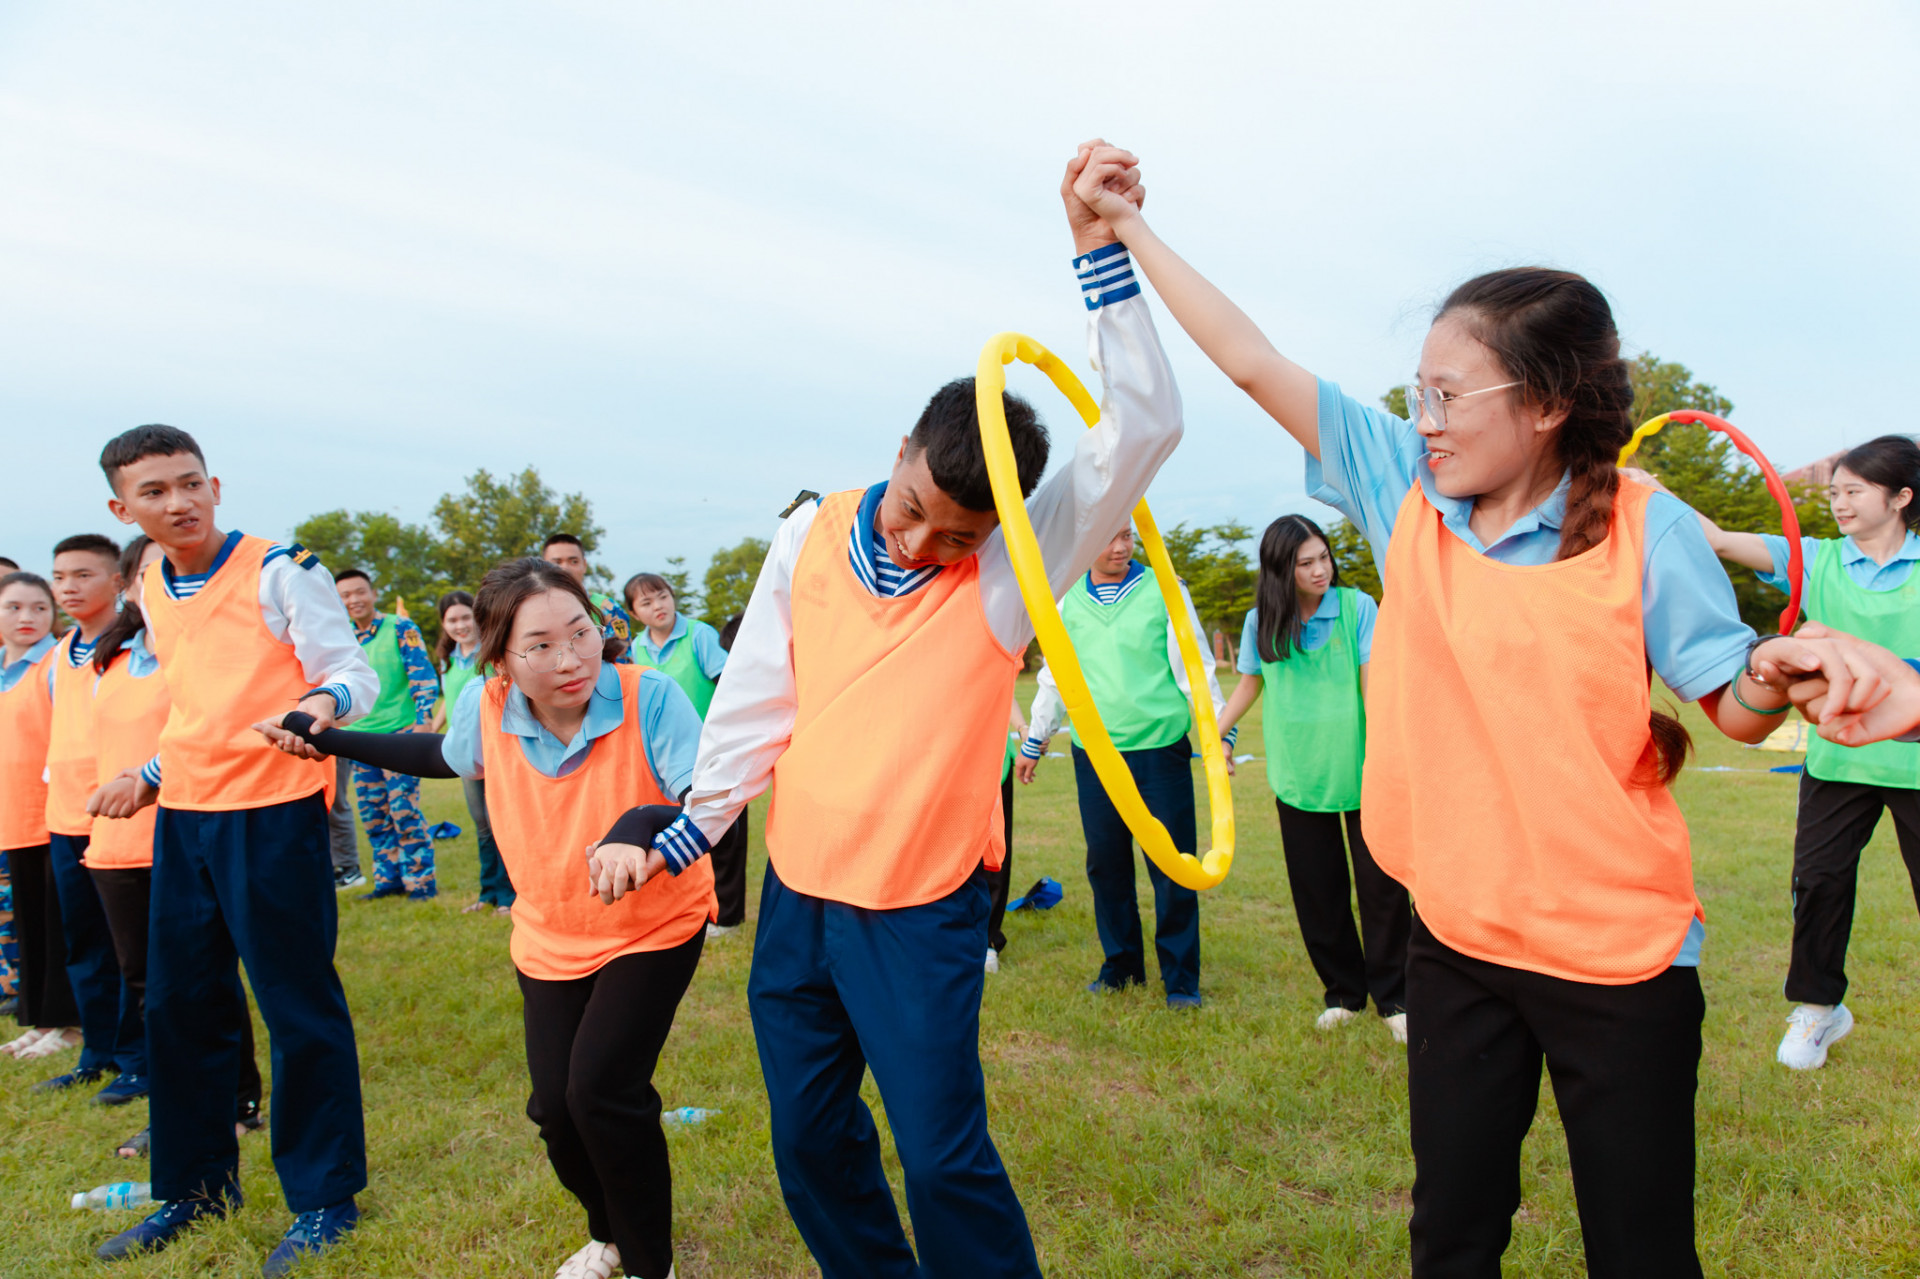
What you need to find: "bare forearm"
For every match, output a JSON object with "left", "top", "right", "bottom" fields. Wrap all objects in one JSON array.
[
  {"left": 1110, "top": 213, "right": 1320, "bottom": 455},
  {"left": 1701, "top": 671, "right": 1792, "bottom": 744},
  {"left": 1217, "top": 673, "right": 1262, "bottom": 736}
]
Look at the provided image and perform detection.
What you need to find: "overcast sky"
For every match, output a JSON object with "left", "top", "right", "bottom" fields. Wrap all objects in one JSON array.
[{"left": 3, "top": 0, "right": 1915, "bottom": 582}]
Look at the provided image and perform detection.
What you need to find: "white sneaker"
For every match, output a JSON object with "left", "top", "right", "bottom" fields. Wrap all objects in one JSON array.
[
  {"left": 705, "top": 922, "right": 739, "bottom": 940},
  {"left": 1777, "top": 1003, "right": 1853, "bottom": 1070},
  {"left": 1384, "top": 1012, "right": 1409, "bottom": 1045},
  {"left": 554, "top": 1239, "right": 621, "bottom": 1279},
  {"left": 983, "top": 948, "right": 1000, "bottom": 974},
  {"left": 2, "top": 1027, "right": 50, "bottom": 1058},
  {"left": 1314, "top": 1007, "right": 1357, "bottom": 1031}
]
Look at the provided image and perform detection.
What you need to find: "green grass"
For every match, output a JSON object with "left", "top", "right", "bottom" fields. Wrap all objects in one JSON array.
[{"left": 6, "top": 674, "right": 1920, "bottom": 1276}]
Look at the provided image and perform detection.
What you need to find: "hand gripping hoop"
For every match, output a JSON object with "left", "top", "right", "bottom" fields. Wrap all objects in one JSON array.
[
  {"left": 975, "top": 332, "right": 1234, "bottom": 891},
  {"left": 1619, "top": 410, "right": 1804, "bottom": 634}
]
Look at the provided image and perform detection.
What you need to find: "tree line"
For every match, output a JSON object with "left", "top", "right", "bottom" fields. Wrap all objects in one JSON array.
[{"left": 293, "top": 353, "right": 1832, "bottom": 656}]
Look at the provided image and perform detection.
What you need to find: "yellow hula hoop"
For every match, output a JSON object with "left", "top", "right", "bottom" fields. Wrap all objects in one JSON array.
[{"left": 975, "top": 332, "right": 1234, "bottom": 891}]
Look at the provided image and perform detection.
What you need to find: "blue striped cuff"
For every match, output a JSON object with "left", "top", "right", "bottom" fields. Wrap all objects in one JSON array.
[
  {"left": 302, "top": 684, "right": 350, "bottom": 717},
  {"left": 1019, "top": 738, "right": 1046, "bottom": 760},
  {"left": 654, "top": 813, "right": 711, "bottom": 875},
  {"left": 1074, "top": 242, "right": 1140, "bottom": 310},
  {"left": 1224, "top": 726, "right": 1239, "bottom": 749},
  {"left": 140, "top": 757, "right": 163, "bottom": 788}
]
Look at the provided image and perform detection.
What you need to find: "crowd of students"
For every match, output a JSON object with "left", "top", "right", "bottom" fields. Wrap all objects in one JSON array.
[{"left": 4, "top": 138, "right": 1920, "bottom": 1279}]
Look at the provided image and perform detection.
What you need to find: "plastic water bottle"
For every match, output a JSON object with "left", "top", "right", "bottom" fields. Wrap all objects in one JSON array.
[
  {"left": 72, "top": 1182, "right": 153, "bottom": 1211},
  {"left": 662, "top": 1107, "right": 720, "bottom": 1126}
]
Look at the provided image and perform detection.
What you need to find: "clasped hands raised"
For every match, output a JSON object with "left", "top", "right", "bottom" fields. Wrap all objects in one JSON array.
[{"left": 1748, "top": 623, "right": 1920, "bottom": 747}]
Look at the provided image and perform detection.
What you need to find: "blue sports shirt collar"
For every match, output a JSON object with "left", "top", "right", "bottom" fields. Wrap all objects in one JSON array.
[
  {"left": 0, "top": 633, "right": 56, "bottom": 689},
  {"left": 497, "top": 661, "right": 627, "bottom": 756},
  {"left": 1421, "top": 463, "right": 1572, "bottom": 553},
  {"left": 1839, "top": 530, "right": 1920, "bottom": 567}
]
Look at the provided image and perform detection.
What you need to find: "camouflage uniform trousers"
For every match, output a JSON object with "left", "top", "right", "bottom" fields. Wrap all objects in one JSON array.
[
  {"left": 352, "top": 762, "right": 437, "bottom": 898},
  {"left": 0, "top": 852, "right": 16, "bottom": 997}
]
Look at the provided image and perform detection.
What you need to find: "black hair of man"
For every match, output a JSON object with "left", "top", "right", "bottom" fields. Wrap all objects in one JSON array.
[
  {"left": 98, "top": 424, "right": 208, "bottom": 493},
  {"left": 0, "top": 556, "right": 18, "bottom": 571},
  {"left": 333, "top": 567, "right": 372, "bottom": 586},
  {"left": 907, "top": 378, "right": 1049, "bottom": 512},
  {"left": 53, "top": 533, "right": 121, "bottom": 562},
  {"left": 542, "top": 533, "right": 583, "bottom": 552}
]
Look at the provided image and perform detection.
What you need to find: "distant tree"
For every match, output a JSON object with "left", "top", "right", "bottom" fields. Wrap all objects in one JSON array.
[
  {"left": 1159, "top": 521, "right": 1256, "bottom": 641},
  {"left": 1326, "top": 518, "right": 1382, "bottom": 601},
  {"left": 1380, "top": 384, "right": 1411, "bottom": 421},
  {"left": 292, "top": 508, "right": 450, "bottom": 647},
  {"left": 700, "top": 537, "right": 770, "bottom": 628},
  {"left": 432, "top": 468, "right": 604, "bottom": 591},
  {"left": 660, "top": 555, "right": 700, "bottom": 619}
]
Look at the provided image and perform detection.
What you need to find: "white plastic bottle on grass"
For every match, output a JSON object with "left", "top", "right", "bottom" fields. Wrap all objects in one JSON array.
[
  {"left": 662, "top": 1107, "right": 720, "bottom": 1126},
  {"left": 73, "top": 1182, "right": 153, "bottom": 1211}
]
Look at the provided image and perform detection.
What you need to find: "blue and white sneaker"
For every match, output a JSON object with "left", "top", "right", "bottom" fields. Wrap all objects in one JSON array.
[
  {"left": 1166, "top": 993, "right": 1204, "bottom": 1010},
  {"left": 1777, "top": 1003, "right": 1853, "bottom": 1070},
  {"left": 32, "top": 1065, "right": 104, "bottom": 1093},
  {"left": 93, "top": 1073, "right": 151, "bottom": 1106},
  {"left": 97, "top": 1191, "right": 240, "bottom": 1261},
  {"left": 261, "top": 1197, "right": 359, "bottom": 1276}
]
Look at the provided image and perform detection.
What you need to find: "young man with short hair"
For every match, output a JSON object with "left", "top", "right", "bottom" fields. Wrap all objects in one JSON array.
[
  {"left": 607, "top": 143, "right": 1176, "bottom": 1278},
  {"left": 541, "top": 533, "right": 633, "bottom": 662},
  {"left": 90, "top": 424, "right": 377, "bottom": 1274},
  {"left": 333, "top": 568, "right": 439, "bottom": 900},
  {"left": 36, "top": 533, "right": 148, "bottom": 1101}
]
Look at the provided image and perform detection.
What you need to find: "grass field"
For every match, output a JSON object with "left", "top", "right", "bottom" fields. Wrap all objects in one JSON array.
[{"left": 6, "top": 674, "right": 1920, "bottom": 1277}]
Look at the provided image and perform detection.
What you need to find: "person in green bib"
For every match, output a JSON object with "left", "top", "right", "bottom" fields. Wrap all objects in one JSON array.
[
  {"left": 1659, "top": 434, "right": 1920, "bottom": 1070},
  {"left": 1016, "top": 526, "right": 1228, "bottom": 1008},
  {"left": 623, "top": 571, "right": 748, "bottom": 936},
  {"left": 334, "top": 569, "right": 439, "bottom": 899},
  {"left": 433, "top": 590, "right": 514, "bottom": 915},
  {"left": 1217, "top": 515, "right": 1410, "bottom": 1043}
]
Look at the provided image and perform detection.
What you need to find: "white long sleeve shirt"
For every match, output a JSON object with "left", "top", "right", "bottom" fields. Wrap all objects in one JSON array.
[
  {"left": 653, "top": 247, "right": 1184, "bottom": 871},
  {"left": 1019, "top": 575, "right": 1229, "bottom": 757}
]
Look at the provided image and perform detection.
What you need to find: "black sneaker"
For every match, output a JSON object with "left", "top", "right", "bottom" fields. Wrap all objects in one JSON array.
[
  {"left": 93, "top": 1073, "right": 151, "bottom": 1106},
  {"left": 33, "top": 1065, "right": 105, "bottom": 1093},
  {"left": 334, "top": 869, "right": 367, "bottom": 891},
  {"left": 96, "top": 1189, "right": 240, "bottom": 1261},
  {"left": 358, "top": 884, "right": 404, "bottom": 901}
]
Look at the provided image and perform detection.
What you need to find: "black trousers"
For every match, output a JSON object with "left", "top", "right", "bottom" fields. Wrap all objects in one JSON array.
[
  {"left": 1787, "top": 771, "right": 1920, "bottom": 1006},
  {"left": 1405, "top": 917, "right": 1703, "bottom": 1279},
  {"left": 519, "top": 930, "right": 705, "bottom": 1279},
  {"left": 91, "top": 867, "right": 262, "bottom": 1112},
  {"left": 709, "top": 811, "right": 750, "bottom": 928},
  {"left": 5, "top": 844, "right": 79, "bottom": 1029},
  {"left": 986, "top": 773, "right": 1014, "bottom": 953},
  {"left": 1274, "top": 799, "right": 1410, "bottom": 1014}
]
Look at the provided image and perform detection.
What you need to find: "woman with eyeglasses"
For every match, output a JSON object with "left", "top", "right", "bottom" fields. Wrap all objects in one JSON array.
[
  {"left": 1637, "top": 435, "right": 1920, "bottom": 1072},
  {"left": 255, "top": 556, "right": 714, "bottom": 1279},
  {"left": 1215, "top": 514, "right": 1410, "bottom": 1044},
  {"left": 1067, "top": 139, "right": 1819, "bottom": 1277}
]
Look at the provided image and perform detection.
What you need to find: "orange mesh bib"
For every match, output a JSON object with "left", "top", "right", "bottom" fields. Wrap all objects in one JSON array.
[
  {"left": 1363, "top": 479, "right": 1699, "bottom": 984},
  {"left": 45, "top": 632, "right": 100, "bottom": 838},
  {"left": 766, "top": 489, "right": 1019, "bottom": 909},
  {"left": 142, "top": 536, "right": 332, "bottom": 811},
  {"left": 482, "top": 665, "right": 715, "bottom": 981},
  {"left": 0, "top": 648, "right": 53, "bottom": 850},
  {"left": 88, "top": 651, "right": 171, "bottom": 869}
]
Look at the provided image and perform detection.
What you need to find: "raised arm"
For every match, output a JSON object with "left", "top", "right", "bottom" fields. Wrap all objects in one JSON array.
[
  {"left": 1072, "top": 141, "right": 1321, "bottom": 457},
  {"left": 1621, "top": 467, "right": 1774, "bottom": 572}
]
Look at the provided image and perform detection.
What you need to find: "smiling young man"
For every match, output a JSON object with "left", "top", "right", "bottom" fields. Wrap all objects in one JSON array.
[
  {"left": 333, "top": 568, "right": 439, "bottom": 901},
  {"left": 593, "top": 145, "right": 1179, "bottom": 1279},
  {"left": 541, "top": 534, "right": 633, "bottom": 662},
  {"left": 36, "top": 533, "right": 148, "bottom": 1102},
  {"left": 88, "top": 424, "right": 378, "bottom": 1275}
]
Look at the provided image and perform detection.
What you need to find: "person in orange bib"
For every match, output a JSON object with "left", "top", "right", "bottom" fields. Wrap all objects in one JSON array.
[
  {"left": 88, "top": 425, "right": 379, "bottom": 1275},
  {"left": 259, "top": 557, "right": 714, "bottom": 1279},
  {"left": 1093, "top": 149, "right": 1839, "bottom": 1276},
  {"left": 84, "top": 535, "right": 267, "bottom": 1161},
  {"left": 36, "top": 533, "right": 144, "bottom": 1101},
  {"left": 0, "top": 570, "right": 81, "bottom": 1062},
  {"left": 615, "top": 146, "right": 1177, "bottom": 1279}
]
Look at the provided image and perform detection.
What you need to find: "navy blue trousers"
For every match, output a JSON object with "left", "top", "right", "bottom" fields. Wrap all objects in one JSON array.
[
  {"left": 748, "top": 862, "right": 1041, "bottom": 1279},
  {"left": 48, "top": 833, "right": 139, "bottom": 1075},
  {"left": 1071, "top": 738, "right": 1201, "bottom": 997},
  {"left": 149, "top": 793, "right": 366, "bottom": 1210}
]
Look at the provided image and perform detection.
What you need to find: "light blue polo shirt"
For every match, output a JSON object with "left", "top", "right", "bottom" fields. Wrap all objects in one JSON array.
[
  {"left": 1236, "top": 590, "right": 1377, "bottom": 674},
  {"left": 0, "top": 633, "right": 56, "bottom": 692},
  {"left": 1755, "top": 532, "right": 1920, "bottom": 596},
  {"left": 1311, "top": 378, "right": 1756, "bottom": 967},
  {"left": 442, "top": 662, "right": 702, "bottom": 797}
]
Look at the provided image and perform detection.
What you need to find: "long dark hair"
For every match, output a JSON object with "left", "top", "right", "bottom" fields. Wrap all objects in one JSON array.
[
  {"left": 1437, "top": 267, "right": 1689, "bottom": 785},
  {"left": 434, "top": 590, "right": 476, "bottom": 670},
  {"left": 92, "top": 536, "right": 155, "bottom": 673},
  {"left": 471, "top": 558, "right": 619, "bottom": 687},
  {"left": 1254, "top": 515, "right": 1338, "bottom": 663},
  {"left": 1835, "top": 435, "right": 1920, "bottom": 532}
]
